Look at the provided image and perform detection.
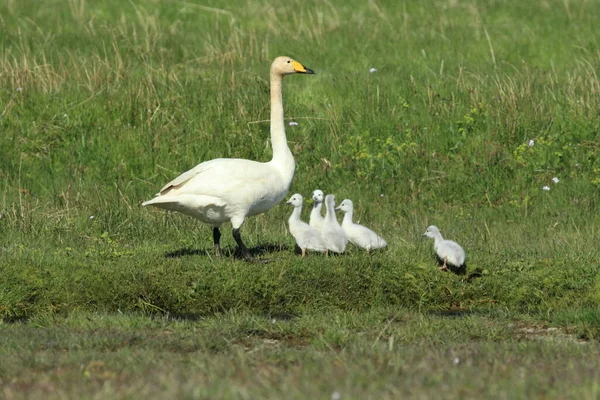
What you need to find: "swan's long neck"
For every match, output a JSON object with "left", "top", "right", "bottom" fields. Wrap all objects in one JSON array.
[
  {"left": 312, "top": 202, "right": 322, "bottom": 212},
  {"left": 290, "top": 204, "right": 302, "bottom": 221},
  {"left": 433, "top": 232, "right": 444, "bottom": 245},
  {"left": 325, "top": 202, "right": 336, "bottom": 222},
  {"left": 342, "top": 209, "right": 354, "bottom": 226},
  {"left": 270, "top": 72, "right": 294, "bottom": 174}
]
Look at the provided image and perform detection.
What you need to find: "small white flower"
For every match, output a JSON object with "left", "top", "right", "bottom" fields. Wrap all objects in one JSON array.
[
  {"left": 63, "top": 113, "right": 68, "bottom": 118},
  {"left": 369, "top": 67, "right": 377, "bottom": 73},
  {"left": 552, "top": 177, "right": 559, "bottom": 184},
  {"left": 16, "top": 87, "right": 23, "bottom": 92},
  {"left": 331, "top": 391, "right": 341, "bottom": 400},
  {"left": 89, "top": 215, "right": 95, "bottom": 219},
  {"left": 453, "top": 357, "right": 460, "bottom": 365},
  {"left": 380, "top": 194, "right": 384, "bottom": 197},
  {"left": 289, "top": 121, "right": 298, "bottom": 126},
  {"left": 542, "top": 186, "right": 550, "bottom": 191},
  {"left": 271, "top": 318, "right": 276, "bottom": 324},
  {"left": 528, "top": 140, "right": 535, "bottom": 147}
]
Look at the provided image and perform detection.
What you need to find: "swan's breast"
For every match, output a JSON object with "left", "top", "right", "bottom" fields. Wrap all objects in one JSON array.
[{"left": 245, "top": 175, "right": 289, "bottom": 216}]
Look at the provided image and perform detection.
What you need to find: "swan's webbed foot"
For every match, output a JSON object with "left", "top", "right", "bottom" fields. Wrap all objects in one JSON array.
[{"left": 213, "top": 227, "right": 222, "bottom": 258}]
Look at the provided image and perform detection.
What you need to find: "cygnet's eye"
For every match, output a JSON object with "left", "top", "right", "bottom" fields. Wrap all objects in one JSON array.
[{"left": 287, "top": 60, "right": 291, "bottom": 63}]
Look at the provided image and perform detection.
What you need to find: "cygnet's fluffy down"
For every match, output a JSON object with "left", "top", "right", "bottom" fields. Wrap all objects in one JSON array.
[
  {"left": 286, "top": 193, "right": 326, "bottom": 256},
  {"left": 309, "top": 189, "right": 325, "bottom": 231},
  {"left": 321, "top": 194, "right": 347, "bottom": 254},
  {"left": 423, "top": 225, "right": 466, "bottom": 274},
  {"left": 336, "top": 199, "right": 387, "bottom": 251}
]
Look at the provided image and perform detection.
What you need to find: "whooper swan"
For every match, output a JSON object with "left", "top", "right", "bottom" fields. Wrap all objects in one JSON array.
[
  {"left": 309, "top": 189, "right": 325, "bottom": 231},
  {"left": 286, "top": 193, "right": 326, "bottom": 256},
  {"left": 142, "top": 57, "right": 314, "bottom": 261},
  {"left": 423, "top": 225, "right": 466, "bottom": 274},
  {"left": 320, "top": 194, "right": 347, "bottom": 255},
  {"left": 336, "top": 199, "right": 387, "bottom": 251}
]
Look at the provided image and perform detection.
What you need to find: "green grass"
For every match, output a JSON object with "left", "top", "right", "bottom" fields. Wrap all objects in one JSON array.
[
  {"left": 1, "top": 0, "right": 600, "bottom": 397},
  {"left": 2, "top": 310, "right": 600, "bottom": 399}
]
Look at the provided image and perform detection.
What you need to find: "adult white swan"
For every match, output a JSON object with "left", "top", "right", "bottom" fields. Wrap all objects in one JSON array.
[{"left": 143, "top": 57, "right": 314, "bottom": 261}]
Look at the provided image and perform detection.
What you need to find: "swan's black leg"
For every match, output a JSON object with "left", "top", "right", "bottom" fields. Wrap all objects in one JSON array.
[
  {"left": 213, "top": 227, "right": 222, "bottom": 257},
  {"left": 232, "top": 228, "right": 253, "bottom": 261}
]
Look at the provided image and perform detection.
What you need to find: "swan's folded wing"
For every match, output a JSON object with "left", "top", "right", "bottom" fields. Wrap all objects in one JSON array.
[
  {"left": 158, "top": 158, "right": 274, "bottom": 198},
  {"left": 159, "top": 160, "right": 220, "bottom": 195}
]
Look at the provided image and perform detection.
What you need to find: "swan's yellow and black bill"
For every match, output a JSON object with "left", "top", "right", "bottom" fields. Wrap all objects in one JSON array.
[{"left": 292, "top": 60, "right": 315, "bottom": 74}]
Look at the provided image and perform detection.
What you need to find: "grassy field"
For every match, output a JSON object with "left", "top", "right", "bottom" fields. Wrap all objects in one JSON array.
[{"left": 1, "top": 0, "right": 600, "bottom": 398}]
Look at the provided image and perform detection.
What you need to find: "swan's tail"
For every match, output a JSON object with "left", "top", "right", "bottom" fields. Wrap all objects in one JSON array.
[
  {"left": 142, "top": 196, "right": 182, "bottom": 209},
  {"left": 142, "top": 196, "right": 165, "bottom": 207},
  {"left": 142, "top": 194, "right": 226, "bottom": 213}
]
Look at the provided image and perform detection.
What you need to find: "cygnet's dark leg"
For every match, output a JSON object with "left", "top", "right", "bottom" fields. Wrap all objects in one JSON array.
[
  {"left": 213, "top": 227, "right": 222, "bottom": 257},
  {"left": 232, "top": 228, "right": 253, "bottom": 261}
]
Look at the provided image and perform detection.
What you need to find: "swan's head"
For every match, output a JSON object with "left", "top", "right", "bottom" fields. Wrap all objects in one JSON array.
[
  {"left": 324, "top": 194, "right": 336, "bottom": 208},
  {"left": 285, "top": 193, "right": 303, "bottom": 207},
  {"left": 312, "top": 189, "right": 324, "bottom": 203},
  {"left": 272, "top": 56, "right": 314, "bottom": 76},
  {"left": 423, "top": 225, "right": 441, "bottom": 239},
  {"left": 335, "top": 199, "right": 353, "bottom": 213}
]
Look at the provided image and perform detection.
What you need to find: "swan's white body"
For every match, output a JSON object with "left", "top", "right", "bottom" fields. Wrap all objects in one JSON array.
[
  {"left": 423, "top": 225, "right": 465, "bottom": 269},
  {"left": 321, "top": 194, "right": 347, "bottom": 254},
  {"left": 336, "top": 199, "right": 387, "bottom": 251},
  {"left": 286, "top": 193, "right": 326, "bottom": 256},
  {"left": 142, "top": 157, "right": 292, "bottom": 228},
  {"left": 142, "top": 57, "right": 314, "bottom": 259},
  {"left": 309, "top": 189, "right": 324, "bottom": 231}
]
